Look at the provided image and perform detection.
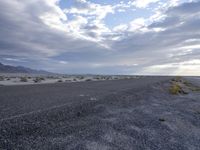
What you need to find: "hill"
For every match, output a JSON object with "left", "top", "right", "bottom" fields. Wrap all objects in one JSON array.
[{"left": 0, "top": 62, "right": 51, "bottom": 74}]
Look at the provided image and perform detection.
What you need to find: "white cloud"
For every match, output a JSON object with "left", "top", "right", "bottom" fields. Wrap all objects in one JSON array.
[
  {"left": 129, "top": 18, "right": 147, "bottom": 31},
  {"left": 141, "top": 59, "right": 200, "bottom": 75},
  {"left": 59, "top": 61, "right": 68, "bottom": 64},
  {"left": 131, "top": 0, "right": 160, "bottom": 8}
]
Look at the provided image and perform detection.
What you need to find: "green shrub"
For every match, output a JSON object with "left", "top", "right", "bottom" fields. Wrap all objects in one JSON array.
[{"left": 169, "top": 83, "right": 181, "bottom": 95}]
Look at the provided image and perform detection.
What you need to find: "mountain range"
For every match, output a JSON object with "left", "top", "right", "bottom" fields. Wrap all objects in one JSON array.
[{"left": 0, "top": 62, "right": 51, "bottom": 74}]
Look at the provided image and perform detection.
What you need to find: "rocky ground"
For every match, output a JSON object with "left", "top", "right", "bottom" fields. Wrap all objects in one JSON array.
[{"left": 0, "top": 76, "right": 200, "bottom": 150}]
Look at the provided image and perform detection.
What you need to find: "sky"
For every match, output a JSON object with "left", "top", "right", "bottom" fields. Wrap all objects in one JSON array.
[{"left": 0, "top": 0, "right": 200, "bottom": 75}]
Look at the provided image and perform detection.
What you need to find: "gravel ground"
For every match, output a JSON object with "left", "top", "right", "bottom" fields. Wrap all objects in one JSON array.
[{"left": 0, "top": 76, "right": 200, "bottom": 150}]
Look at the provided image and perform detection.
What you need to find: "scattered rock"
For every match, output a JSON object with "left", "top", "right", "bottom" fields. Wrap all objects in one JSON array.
[
  {"left": 77, "top": 112, "right": 81, "bottom": 117},
  {"left": 159, "top": 118, "right": 165, "bottom": 122}
]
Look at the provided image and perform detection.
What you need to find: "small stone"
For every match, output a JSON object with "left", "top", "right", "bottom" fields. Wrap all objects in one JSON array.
[
  {"left": 159, "top": 118, "right": 165, "bottom": 122},
  {"left": 77, "top": 112, "right": 81, "bottom": 117}
]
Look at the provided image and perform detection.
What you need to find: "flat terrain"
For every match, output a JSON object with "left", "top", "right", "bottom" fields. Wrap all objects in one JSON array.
[{"left": 0, "top": 76, "right": 200, "bottom": 150}]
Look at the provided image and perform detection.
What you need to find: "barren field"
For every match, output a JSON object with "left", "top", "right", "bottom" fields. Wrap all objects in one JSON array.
[{"left": 0, "top": 76, "right": 200, "bottom": 150}]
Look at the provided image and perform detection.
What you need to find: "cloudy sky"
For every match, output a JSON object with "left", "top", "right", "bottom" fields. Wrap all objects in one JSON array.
[{"left": 0, "top": 0, "right": 200, "bottom": 75}]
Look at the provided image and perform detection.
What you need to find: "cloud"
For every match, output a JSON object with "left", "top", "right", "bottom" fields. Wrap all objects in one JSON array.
[
  {"left": 0, "top": 0, "right": 107, "bottom": 57},
  {"left": 109, "top": 1, "right": 200, "bottom": 74},
  {"left": 131, "top": 0, "right": 160, "bottom": 8},
  {"left": 0, "top": 0, "right": 199, "bottom": 75}
]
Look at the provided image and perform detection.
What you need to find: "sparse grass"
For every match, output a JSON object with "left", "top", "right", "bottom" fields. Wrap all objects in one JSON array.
[
  {"left": 171, "top": 76, "right": 182, "bottom": 82},
  {"left": 169, "top": 83, "right": 182, "bottom": 95},
  {"left": 183, "top": 81, "right": 193, "bottom": 87},
  {"left": 20, "top": 77, "right": 28, "bottom": 82},
  {"left": 183, "top": 80, "right": 200, "bottom": 92},
  {"left": 191, "top": 87, "right": 200, "bottom": 92}
]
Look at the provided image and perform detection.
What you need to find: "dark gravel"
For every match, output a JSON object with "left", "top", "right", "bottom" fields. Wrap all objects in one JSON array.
[{"left": 0, "top": 76, "right": 200, "bottom": 150}]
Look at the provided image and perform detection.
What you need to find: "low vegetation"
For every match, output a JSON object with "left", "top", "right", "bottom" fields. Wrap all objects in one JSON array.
[
  {"left": 169, "top": 83, "right": 182, "bottom": 95},
  {"left": 57, "top": 79, "right": 63, "bottom": 82},
  {"left": 169, "top": 77, "right": 200, "bottom": 95},
  {"left": 20, "top": 77, "right": 28, "bottom": 82},
  {"left": 33, "top": 77, "right": 45, "bottom": 83},
  {"left": 86, "top": 79, "right": 92, "bottom": 81}
]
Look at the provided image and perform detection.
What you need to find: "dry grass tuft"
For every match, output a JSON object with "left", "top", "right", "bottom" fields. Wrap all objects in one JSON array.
[{"left": 169, "top": 83, "right": 182, "bottom": 95}]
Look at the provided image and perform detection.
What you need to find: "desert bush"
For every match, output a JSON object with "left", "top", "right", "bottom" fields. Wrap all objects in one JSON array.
[
  {"left": 57, "top": 79, "right": 63, "bottom": 82},
  {"left": 79, "top": 76, "right": 84, "bottom": 80},
  {"left": 39, "top": 77, "right": 45, "bottom": 81},
  {"left": 86, "top": 79, "right": 92, "bottom": 81},
  {"left": 33, "top": 77, "right": 44, "bottom": 83},
  {"left": 169, "top": 83, "right": 181, "bottom": 95},
  {"left": 20, "top": 77, "right": 28, "bottom": 82}
]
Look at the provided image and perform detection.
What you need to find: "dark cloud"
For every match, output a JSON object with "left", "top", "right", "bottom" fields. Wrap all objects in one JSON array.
[{"left": 0, "top": 0, "right": 199, "bottom": 75}]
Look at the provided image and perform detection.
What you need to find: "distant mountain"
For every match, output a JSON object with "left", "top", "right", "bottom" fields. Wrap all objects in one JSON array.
[{"left": 0, "top": 62, "right": 52, "bottom": 74}]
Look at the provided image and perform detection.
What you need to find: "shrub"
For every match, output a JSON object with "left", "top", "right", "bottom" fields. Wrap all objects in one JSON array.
[
  {"left": 57, "top": 79, "right": 63, "bottom": 82},
  {"left": 20, "top": 77, "right": 28, "bottom": 82},
  {"left": 79, "top": 76, "right": 84, "bottom": 80},
  {"left": 33, "top": 77, "right": 44, "bottom": 83},
  {"left": 38, "top": 77, "right": 45, "bottom": 81},
  {"left": 169, "top": 83, "right": 181, "bottom": 95},
  {"left": 86, "top": 79, "right": 92, "bottom": 81}
]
